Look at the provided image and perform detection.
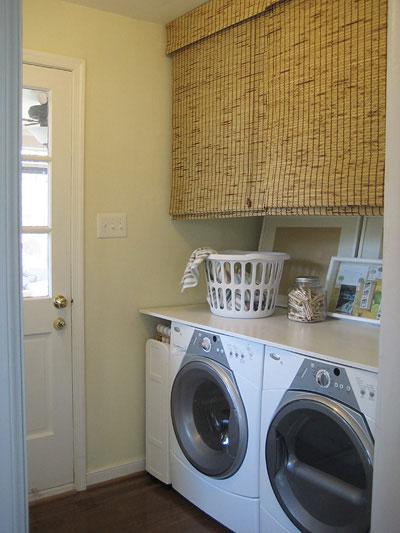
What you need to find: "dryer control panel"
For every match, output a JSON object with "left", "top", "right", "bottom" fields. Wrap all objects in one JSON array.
[{"left": 291, "top": 358, "right": 377, "bottom": 416}]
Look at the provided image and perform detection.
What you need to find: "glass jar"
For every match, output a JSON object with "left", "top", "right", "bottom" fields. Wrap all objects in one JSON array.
[{"left": 287, "top": 276, "right": 326, "bottom": 323}]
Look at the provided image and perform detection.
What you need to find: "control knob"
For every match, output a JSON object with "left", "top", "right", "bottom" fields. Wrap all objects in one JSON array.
[
  {"left": 201, "top": 337, "right": 211, "bottom": 352},
  {"left": 316, "top": 369, "right": 330, "bottom": 388}
]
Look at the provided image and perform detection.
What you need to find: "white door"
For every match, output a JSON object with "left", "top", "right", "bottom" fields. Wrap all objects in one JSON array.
[{"left": 22, "top": 63, "right": 74, "bottom": 493}]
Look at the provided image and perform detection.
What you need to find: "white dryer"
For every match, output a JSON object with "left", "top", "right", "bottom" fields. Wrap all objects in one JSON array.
[
  {"left": 260, "top": 346, "right": 377, "bottom": 533},
  {"left": 170, "top": 322, "right": 265, "bottom": 533}
]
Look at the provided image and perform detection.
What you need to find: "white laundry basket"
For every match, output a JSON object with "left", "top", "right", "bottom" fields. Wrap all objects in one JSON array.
[{"left": 204, "top": 251, "right": 290, "bottom": 318}]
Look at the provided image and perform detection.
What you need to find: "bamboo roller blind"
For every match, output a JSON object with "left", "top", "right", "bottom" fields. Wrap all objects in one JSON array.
[
  {"left": 168, "top": 0, "right": 387, "bottom": 220},
  {"left": 166, "top": 0, "right": 276, "bottom": 54}
]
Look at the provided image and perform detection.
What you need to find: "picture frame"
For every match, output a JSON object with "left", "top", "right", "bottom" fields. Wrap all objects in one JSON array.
[
  {"left": 259, "top": 215, "right": 363, "bottom": 257},
  {"left": 325, "top": 257, "right": 382, "bottom": 324},
  {"left": 258, "top": 216, "right": 363, "bottom": 307}
]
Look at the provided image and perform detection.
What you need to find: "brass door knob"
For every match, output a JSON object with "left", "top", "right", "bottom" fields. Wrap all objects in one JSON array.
[
  {"left": 53, "top": 318, "right": 66, "bottom": 330},
  {"left": 53, "top": 295, "right": 68, "bottom": 309}
]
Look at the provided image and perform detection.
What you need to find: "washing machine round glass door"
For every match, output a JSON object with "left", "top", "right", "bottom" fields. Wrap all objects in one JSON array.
[
  {"left": 171, "top": 357, "right": 248, "bottom": 479},
  {"left": 266, "top": 392, "right": 373, "bottom": 533}
]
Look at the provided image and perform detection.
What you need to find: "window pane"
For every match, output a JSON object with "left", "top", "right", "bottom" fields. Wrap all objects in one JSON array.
[
  {"left": 22, "top": 162, "right": 49, "bottom": 227},
  {"left": 22, "top": 88, "right": 49, "bottom": 156},
  {"left": 22, "top": 233, "right": 50, "bottom": 298}
]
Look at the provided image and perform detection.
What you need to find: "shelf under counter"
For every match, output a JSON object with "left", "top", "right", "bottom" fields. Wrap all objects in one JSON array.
[{"left": 140, "top": 304, "right": 379, "bottom": 372}]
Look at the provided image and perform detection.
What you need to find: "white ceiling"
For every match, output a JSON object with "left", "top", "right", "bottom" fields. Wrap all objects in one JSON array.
[{"left": 63, "top": 0, "right": 208, "bottom": 25}]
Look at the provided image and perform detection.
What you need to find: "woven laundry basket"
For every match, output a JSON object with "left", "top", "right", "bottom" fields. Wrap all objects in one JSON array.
[{"left": 204, "top": 251, "right": 290, "bottom": 319}]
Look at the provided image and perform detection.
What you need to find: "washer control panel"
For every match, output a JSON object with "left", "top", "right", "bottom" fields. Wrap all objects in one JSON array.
[
  {"left": 226, "top": 342, "right": 256, "bottom": 364},
  {"left": 222, "top": 338, "right": 264, "bottom": 384},
  {"left": 185, "top": 328, "right": 264, "bottom": 382},
  {"left": 187, "top": 331, "right": 260, "bottom": 364},
  {"left": 187, "top": 331, "right": 229, "bottom": 368}
]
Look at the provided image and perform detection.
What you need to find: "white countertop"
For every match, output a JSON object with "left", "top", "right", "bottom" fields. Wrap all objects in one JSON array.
[{"left": 140, "top": 304, "right": 379, "bottom": 372}]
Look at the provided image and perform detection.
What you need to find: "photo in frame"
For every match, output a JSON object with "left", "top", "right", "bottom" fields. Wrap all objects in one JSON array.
[{"left": 325, "top": 257, "right": 382, "bottom": 324}]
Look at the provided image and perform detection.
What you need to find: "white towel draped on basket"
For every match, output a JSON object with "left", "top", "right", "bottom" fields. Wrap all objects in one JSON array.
[{"left": 180, "top": 247, "right": 217, "bottom": 292}]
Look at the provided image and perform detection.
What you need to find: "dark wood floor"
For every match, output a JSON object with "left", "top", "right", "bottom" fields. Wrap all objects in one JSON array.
[{"left": 29, "top": 472, "right": 231, "bottom": 533}]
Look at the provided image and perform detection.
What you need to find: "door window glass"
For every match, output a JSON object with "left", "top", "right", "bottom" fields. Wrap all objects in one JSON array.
[
  {"left": 22, "top": 162, "right": 49, "bottom": 227},
  {"left": 22, "top": 88, "right": 49, "bottom": 156},
  {"left": 266, "top": 399, "right": 373, "bottom": 532},
  {"left": 294, "top": 413, "right": 366, "bottom": 489},
  {"left": 21, "top": 88, "right": 51, "bottom": 298},
  {"left": 171, "top": 361, "right": 247, "bottom": 478},
  {"left": 21, "top": 233, "right": 49, "bottom": 298},
  {"left": 193, "top": 380, "right": 231, "bottom": 451}
]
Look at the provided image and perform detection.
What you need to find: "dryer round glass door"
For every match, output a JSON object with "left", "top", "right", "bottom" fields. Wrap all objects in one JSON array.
[
  {"left": 171, "top": 358, "right": 248, "bottom": 479},
  {"left": 266, "top": 393, "right": 373, "bottom": 533}
]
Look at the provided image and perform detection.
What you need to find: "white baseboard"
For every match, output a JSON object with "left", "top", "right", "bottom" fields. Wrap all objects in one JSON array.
[
  {"left": 28, "top": 459, "right": 146, "bottom": 502},
  {"left": 86, "top": 458, "right": 145, "bottom": 486},
  {"left": 29, "top": 483, "right": 75, "bottom": 503}
]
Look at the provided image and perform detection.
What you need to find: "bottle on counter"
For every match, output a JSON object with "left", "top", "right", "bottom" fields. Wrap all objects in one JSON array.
[{"left": 287, "top": 276, "right": 326, "bottom": 323}]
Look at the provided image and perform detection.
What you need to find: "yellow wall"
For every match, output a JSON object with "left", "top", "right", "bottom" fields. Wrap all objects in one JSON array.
[{"left": 23, "top": 0, "right": 263, "bottom": 474}]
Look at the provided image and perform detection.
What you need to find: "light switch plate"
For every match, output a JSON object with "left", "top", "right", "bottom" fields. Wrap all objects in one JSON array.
[{"left": 97, "top": 213, "right": 127, "bottom": 238}]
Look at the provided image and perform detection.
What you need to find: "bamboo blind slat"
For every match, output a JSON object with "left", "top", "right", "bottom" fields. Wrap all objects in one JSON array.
[
  {"left": 166, "top": 0, "right": 278, "bottom": 54},
  {"left": 169, "top": 0, "right": 387, "bottom": 220}
]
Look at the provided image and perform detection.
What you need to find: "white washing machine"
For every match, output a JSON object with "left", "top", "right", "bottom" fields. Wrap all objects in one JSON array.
[
  {"left": 260, "top": 346, "right": 377, "bottom": 533},
  {"left": 170, "top": 322, "right": 265, "bottom": 533}
]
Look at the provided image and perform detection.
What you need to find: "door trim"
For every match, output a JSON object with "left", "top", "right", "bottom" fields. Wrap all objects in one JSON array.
[
  {"left": 0, "top": 1, "right": 28, "bottom": 531},
  {"left": 23, "top": 49, "right": 87, "bottom": 492}
]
